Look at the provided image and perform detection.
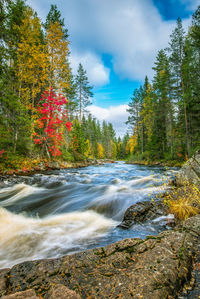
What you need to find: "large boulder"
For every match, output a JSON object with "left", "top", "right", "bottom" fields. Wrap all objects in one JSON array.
[
  {"left": 118, "top": 200, "right": 169, "bottom": 229},
  {"left": 176, "top": 150, "right": 200, "bottom": 187},
  {"left": 0, "top": 214, "right": 200, "bottom": 299}
]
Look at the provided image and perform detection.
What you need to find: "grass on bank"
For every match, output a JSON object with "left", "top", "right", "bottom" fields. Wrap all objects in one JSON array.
[
  {"left": 164, "top": 182, "right": 200, "bottom": 220},
  {"left": 126, "top": 152, "right": 185, "bottom": 167},
  {"left": 0, "top": 150, "right": 74, "bottom": 175}
]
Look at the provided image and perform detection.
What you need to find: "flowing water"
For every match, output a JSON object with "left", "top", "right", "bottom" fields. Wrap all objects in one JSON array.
[{"left": 0, "top": 161, "right": 177, "bottom": 269}]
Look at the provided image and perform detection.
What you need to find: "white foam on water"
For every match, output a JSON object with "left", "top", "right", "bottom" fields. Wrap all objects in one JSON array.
[
  {"left": 152, "top": 214, "right": 174, "bottom": 223},
  {"left": 0, "top": 207, "right": 116, "bottom": 269},
  {"left": 0, "top": 184, "right": 44, "bottom": 206},
  {"left": 126, "top": 175, "right": 156, "bottom": 187}
]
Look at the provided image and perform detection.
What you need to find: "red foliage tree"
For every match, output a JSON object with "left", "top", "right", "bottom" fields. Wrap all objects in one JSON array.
[
  {"left": 32, "top": 89, "right": 72, "bottom": 157},
  {"left": 0, "top": 149, "right": 5, "bottom": 157}
]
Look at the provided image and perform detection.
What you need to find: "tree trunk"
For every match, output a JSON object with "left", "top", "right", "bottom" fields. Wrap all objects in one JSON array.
[
  {"left": 13, "top": 129, "right": 18, "bottom": 153},
  {"left": 181, "top": 69, "right": 190, "bottom": 156},
  {"left": 141, "top": 124, "right": 144, "bottom": 154}
]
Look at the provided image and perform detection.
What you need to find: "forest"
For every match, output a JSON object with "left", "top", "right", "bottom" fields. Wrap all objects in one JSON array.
[
  {"left": 127, "top": 15, "right": 200, "bottom": 162},
  {"left": 0, "top": 0, "right": 200, "bottom": 171},
  {"left": 0, "top": 0, "right": 124, "bottom": 170}
]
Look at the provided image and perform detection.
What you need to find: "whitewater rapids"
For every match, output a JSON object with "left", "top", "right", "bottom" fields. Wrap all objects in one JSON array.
[{"left": 0, "top": 161, "right": 177, "bottom": 269}]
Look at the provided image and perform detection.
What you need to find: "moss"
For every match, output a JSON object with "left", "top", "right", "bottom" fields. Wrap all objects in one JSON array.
[
  {"left": 94, "top": 248, "right": 107, "bottom": 257},
  {"left": 179, "top": 247, "right": 185, "bottom": 260}
]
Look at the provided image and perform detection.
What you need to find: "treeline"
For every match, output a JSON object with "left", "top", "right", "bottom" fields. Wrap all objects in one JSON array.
[
  {"left": 0, "top": 0, "right": 124, "bottom": 164},
  {"left": 127, "top": 12, "right": 200, "bottom": 161},
  {"left": 69, "top": 117, "right": 115, "bottom": 161}
]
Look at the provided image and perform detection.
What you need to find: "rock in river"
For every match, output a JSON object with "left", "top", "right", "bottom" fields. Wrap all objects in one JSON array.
[{"left": 118, "top": 200, "right": 169, "bottom": 229}]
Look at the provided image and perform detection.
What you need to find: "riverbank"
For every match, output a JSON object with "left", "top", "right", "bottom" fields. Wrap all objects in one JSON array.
[
  {"left": 0, "top": 214, "right": 200, "bottom": 298},
  {"left": 0, "top": 158, "right": 115, "bottom": 177},
  {"left": 126, "top": 159, "right": 184, "bottom": 167}
]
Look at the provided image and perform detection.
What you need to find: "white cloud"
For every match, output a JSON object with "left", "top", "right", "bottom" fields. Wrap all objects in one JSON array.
[
  {"left": 88, "top": 105, "right": 129, "bottom": 137},
  {"left": 69, "top": 51, "right": 110, "bottom": 86},
  {"left": 180, "top": 0, "right": 199, "bottom": 10},
  {"left": 27, "top": 0, "right": 194, "bottom": 81}
]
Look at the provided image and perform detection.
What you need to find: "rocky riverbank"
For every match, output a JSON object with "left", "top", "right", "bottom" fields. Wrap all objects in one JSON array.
[
  {"left": 126, "top": 160, "right": 183, "bottom": 167},
  {"left": 0, "top": 214, "right": 200, "bottom": 298},
  {"left": 0, "top": 159, "right": 115, "bottom": 187}
]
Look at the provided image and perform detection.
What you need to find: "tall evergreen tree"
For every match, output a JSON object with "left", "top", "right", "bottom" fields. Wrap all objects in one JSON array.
[
  {"left": 167, "top": 18, "right": 190, "bottom": 155},
  {"left": 44, "top": 4, "right": 69, "bottom": 40},
  {"left": 45, "top": 6, "right": 70, "bottom": 93},
  {"left": 75, "top": 63, "right": 93, "bottom": 122},
  {"left": 152, "top": 50, "right": 172, "bottom": 158},
  {"left": 64, "top": 68, "right": 78, "bottom": 120}
]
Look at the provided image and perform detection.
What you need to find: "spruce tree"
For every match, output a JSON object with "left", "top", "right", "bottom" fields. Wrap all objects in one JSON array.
[
  {"left": 44, "top": 4, "right": 69, "bottom": 40},
  {"left": 75, "top": 63, "right": 93, "bottom": 122},
  {"left": 167, "top": 18, "right": 190, "bottom": 155},
  {"left": 152, "top": 50, "right": 172, "bottom": 159}
]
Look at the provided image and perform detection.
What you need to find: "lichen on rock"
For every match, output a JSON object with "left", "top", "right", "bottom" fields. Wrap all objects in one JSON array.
[{"left": 176, "top": 151, "right": 200, "bottom": 187}]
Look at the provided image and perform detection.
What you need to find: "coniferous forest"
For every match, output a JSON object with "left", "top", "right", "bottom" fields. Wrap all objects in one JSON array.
[
  {"left": 0, "top": 1, "right": 120, "bottom": 171},
  {"left": 126, "top": 16, "right": 200, "bottom": 162},
  {"left": 0, "top": 0, "right": 200, "bottom": 171}
]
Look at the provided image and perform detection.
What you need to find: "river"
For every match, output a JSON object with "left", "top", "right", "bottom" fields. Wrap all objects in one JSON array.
[{"left": 0, "top": 161, "right": 176, "bottom": 269}]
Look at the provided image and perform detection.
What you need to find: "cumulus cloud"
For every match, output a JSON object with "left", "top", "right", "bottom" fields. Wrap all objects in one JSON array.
[
  {"left": 69, "top": 52, "right": 110, "bottom": 86},
  {"left": 28, "top": 0, "right": 193, "bottom": 81},
  {"left": 88, "top": 105, "right": 129, "bottom": 137}
]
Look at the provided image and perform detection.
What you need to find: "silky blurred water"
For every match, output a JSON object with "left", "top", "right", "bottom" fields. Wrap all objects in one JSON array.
[{"left": 0, "top": 161, "right": 177, "bottom": 268}]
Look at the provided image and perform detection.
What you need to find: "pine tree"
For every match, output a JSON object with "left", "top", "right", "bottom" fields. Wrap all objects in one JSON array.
[
  {"left": 140, "top": 84, "right": 155, "bottom": 152},
  {"left": 126, "top": 86, "right": 147, "bottom": 153},
  {"left": 75, "top": 63, "right": 93, "bottom": 122},
  {"left": 186, "top": 8, "right": 200, "bottom": 152},
  {"left": 64, "top": 68, "right": 78, "bottom": 120},
  {"left": 69, "top": 119, "right": 87, "bottom": 160},
  {"left": 167, "top": 18, "right": 190, "bottom": 155},
  {"left": 44, "top": 4, "right": 69, "bottom": 40},
  {"left": 151, "top": 50, "right": 172, "bottom": 158},
  {"left": 0, "top": 0, "right": 30, "bottom": 153},
  {"left": 44, "top": 6, "right": 70, "bottom": 93}
]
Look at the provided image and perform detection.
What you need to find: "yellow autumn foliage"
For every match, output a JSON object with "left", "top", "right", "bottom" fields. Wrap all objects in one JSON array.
[
  {"left": 85, "top": 139, "right": 92, "bottom": 158},
  {"left": 164, "top": 182, "right": 200, "bottom": 220},
  {"left": 111, "top": 140, "right": 117, "bottom": 159},
  {"left": 16, "top": 7, "right": 48, "bottom": 106},
  {"left": 46, "top": 21, "right": 70, "bottom": 92},
  {"left": 128, "top": 135, "right": 138, "bottom": 154},
  {"left": 97, "top": 143, "right": 104, "bottom": 159}
]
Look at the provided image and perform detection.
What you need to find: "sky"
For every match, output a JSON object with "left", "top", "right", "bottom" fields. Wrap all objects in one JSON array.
[{"left": 27, "top": 0, "right": 199, "bottom": 137}]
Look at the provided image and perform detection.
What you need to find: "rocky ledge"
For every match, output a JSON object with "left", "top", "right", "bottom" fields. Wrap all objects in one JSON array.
[
  {"left": 176, "top": 150, "right": 200, "bottom": 187},
  {"left": 0, "top": 214, "right": 200, "bottom": 299}
]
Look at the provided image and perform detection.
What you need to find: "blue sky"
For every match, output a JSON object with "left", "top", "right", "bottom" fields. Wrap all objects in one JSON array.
[{"left": 27, "top": 0, "right": 199, "bottom": 136}]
